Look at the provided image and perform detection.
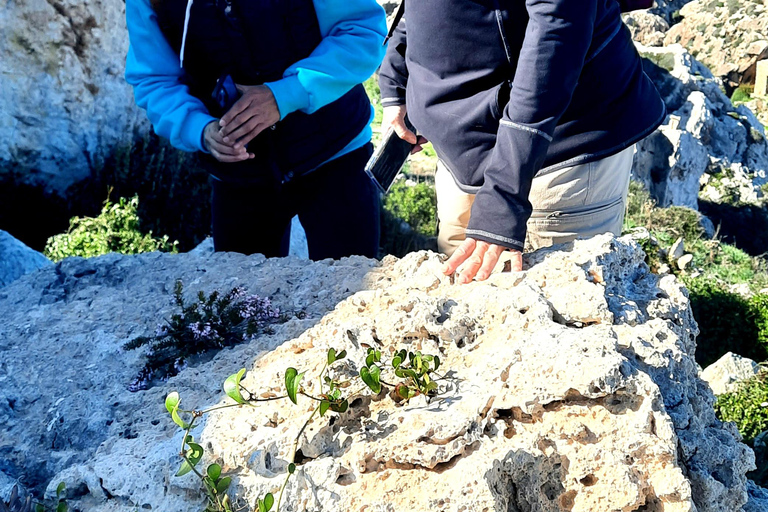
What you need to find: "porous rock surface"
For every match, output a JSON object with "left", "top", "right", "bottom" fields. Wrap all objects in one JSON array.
[
  {"left": 0, "top": 229, "right": 52, "bottom": 288},
  {"left": 0, "top": 235, "right": 763, "bottom": 511},
  {"left": 701, "top": 352, "right": 762, "bottom": 396},
  {"left": 0, "top": 0, "right": 148, "bottom": 195},
  {"left": 635, "top": 43, "right": 768, "bottom": 208}
]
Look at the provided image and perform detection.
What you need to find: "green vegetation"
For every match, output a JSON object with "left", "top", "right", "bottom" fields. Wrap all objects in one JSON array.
[
  {"left": 731, "top": 86, "right": 753, "bottom": 105},
  {"left": 44, "top": 195, "right": 177, "bottom": 261},
  {"left": 715, "top": 371, "right": 768, "bottom": 444},
  {"left": 383, "top": 179, "right": 438, "bottom": 237}
]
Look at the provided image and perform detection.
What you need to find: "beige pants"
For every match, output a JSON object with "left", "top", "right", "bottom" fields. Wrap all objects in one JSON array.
[{"left": 435, "top": 146, "right": 635, "bottom": 255}]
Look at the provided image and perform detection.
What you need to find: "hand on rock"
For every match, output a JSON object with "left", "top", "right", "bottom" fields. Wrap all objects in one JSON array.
[{"left": 442, "top": 238, "right": 521, "bottom": 283}]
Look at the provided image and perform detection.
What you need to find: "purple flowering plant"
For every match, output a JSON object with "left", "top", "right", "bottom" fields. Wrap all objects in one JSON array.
[{"left": 125, "top": 280, "right": 283, "bottom": 391}]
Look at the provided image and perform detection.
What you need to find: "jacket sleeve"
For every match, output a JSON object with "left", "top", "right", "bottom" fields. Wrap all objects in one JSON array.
[
  {"left": 124, "top": 0, "right": 216, "bottom": 153},
  {"left": 265, "top": 0, "right": 387, "bottom": 120},
  {"left": 378, "top": 17, "right": 408, "bottom": 107},
  {"left": 465, "top": 0, "right": 598, "bottom": 250}
]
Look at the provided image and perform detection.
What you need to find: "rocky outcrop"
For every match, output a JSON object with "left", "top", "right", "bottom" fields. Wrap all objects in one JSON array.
[
  {"left": 0, "top": 230, "right": 52, "bottom": 288},
  {"left": 0, "top": 235, "right": 763, "bottom": 511},
  {"left": 701, "top": 352, "right": 762, "bottom": 395},
  {"left": 634, "top": 44, "right": 768, "bottom": 208},
  {"left": 664, "top": 0, "right": 768, "bottom": 91},
  {"left": 623, "top": 10, "right": 670, "bottom": 47},
  {"left": 0, "top": 0, "right": 148, "bottom": 196}
]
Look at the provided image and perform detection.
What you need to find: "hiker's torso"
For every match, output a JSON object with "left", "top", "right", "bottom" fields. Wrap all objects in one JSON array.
[
  {"left": 402, "top": 0, "right": 665, "bottom": 186},
  {"left": 155, "top": 0, "right": 371, "bottom": 183}
]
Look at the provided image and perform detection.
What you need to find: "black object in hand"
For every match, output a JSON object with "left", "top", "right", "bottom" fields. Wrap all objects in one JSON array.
[
  {"left": 212, "top": 74, "right": 241, "bottom": 113},
  {"left": 365, "top": 117, "right": 417, "bottom": 193}
]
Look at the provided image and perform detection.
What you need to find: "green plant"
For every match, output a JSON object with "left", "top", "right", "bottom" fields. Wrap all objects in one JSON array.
[
  {"left": 715, "top": 371, "right": 768, "bottom": 444},
  {"left": 383, "top": 180, "right": 438, "bottom": 237},
  {"left": 731, "top": 86, "right": 752, "bottom": 104},
  {"left": 1, "top": 483, "right": 67, "bottom": 512},
  {"left": 124, "top": 281, "right": 283, "bottom": 391},
  {"left": 166, "top": 346, "right": 448, "bottom": 512},
  {"left": 44, "top": 195, "right": 177, "bottom": 261},
  {"left": 684, "top": 277, "right": 768, "bottom": 367}
]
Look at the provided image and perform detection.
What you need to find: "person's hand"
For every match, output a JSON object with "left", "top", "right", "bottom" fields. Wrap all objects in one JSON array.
[
  {"left": 442, "top": 238, "right": 522, "bottom": 283},
  {"left": 382, "top": 104, "right": 428, "bottom": 154},
  {"left": 203, "top": 120, "right": 254, "bottom": 163},
  {"left": 219, "top": 84, "right": 281, "bottom": 150}
]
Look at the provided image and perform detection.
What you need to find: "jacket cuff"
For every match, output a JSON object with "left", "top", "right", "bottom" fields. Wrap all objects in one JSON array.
[
  {"left": 265, "top": 76, "right": 311, "bottom": 120},
  {"left": 380, "top": 93, "right": 406, "bottom": 108},
  {"left": 183, "top": 111, "right": 217, "bottom": 153}
]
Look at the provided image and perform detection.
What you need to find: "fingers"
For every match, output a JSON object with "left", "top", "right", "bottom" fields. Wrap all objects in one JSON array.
[
  {"left": 208, "top": 138, "right": 251, "bottom": 158},
  {"left": 219, "top": 96, "right": 250, "bottom": 129},
  {"left": 507, "top": 250, "right": 523, "bottom": 272},
  {"left": 210, "top": 146, "right": 253, "bottom": 163},
  {"left": 475, "top": 245, "right": 506, "bottom": 281},
  {"left": 220, "top": 106, "right": 256, "bottom": 140},
  {"left": 229, "top": 120, "right": 269, "bottom": 149},
  {"left": 391, "top": 120, "right": 417, "bottom": 144},
  {"left": 411, "top": 136, "right": 430, "bottom": 155},
  {"left": 457, "top": 241, "right": 489, "bottom": 284},
  {"left": 442, "top": 238, "right": 476, "bottom": 276}
]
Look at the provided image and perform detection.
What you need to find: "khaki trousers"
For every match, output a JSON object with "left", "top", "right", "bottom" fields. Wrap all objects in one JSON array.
[{"left": 435, "top": 146, "right": 634, "bottom": 255}]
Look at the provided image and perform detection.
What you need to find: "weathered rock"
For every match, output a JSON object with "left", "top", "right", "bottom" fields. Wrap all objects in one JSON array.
[
  {"left": 0, "top": 229, "right": 51, "bottom": 288},
  {"left": 701, "top": 352, "right": 762, "bottom": 395},
  {"left": 0, "top": 235, "right": 763, "bottom": 511},
  {"left": 635, "top": 43, "right": 768, "bottom": 208},
  {"left": 623, "top": 10, "right": 669, "bottom": 47},
  {"left": 664, "top": 0, "right": 768, "bottom": 91},
  {"left": 0, "top": 0, "right": 149, "bottom": 196}
]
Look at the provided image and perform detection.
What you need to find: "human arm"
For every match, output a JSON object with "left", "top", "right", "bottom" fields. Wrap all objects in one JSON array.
[
  {"left": 446, "top": 0, "right": 598, "bottom": 282},
  {"left": 124, "top": 0, "right": 217, "bottom": 153}
]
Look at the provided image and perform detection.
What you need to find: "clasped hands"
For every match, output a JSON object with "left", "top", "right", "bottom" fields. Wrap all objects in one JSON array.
[
  {"left": 203, "top": 84, "right": 280, "bottom": 163},
  {"left": 382, "top": 105, "right": 523, "bottom": 283}
]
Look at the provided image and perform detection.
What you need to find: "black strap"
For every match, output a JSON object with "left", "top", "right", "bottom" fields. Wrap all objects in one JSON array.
[{"left": 384, "top": 0, "right": 405, "bottom": 45}]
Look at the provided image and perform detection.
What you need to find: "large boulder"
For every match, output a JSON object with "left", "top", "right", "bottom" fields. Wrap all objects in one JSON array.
[
  {"left": 0, "top": 235, "right": 763, "bottom": 511},
  {"left": 0, "top": 229, "right": 52, "bottom": 288},
  {"left": 0, "top": 0, "right": 148, "bottom": 196},
  {"left": 635, "top": 43, "right": 768, "bottom": 208}
]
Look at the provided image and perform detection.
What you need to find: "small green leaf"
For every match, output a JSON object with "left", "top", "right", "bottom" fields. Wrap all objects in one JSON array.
[
  {"left": 374, "top": 350, "right": 381, "bottom": 362},
  {"left": 336, "top": 350, "right": 347, "bottom": 360},
  {"left": 165, "top": 392, "right": 180, "bottom": 414},
  {"left": 333, "top": 399, "right": 349, "bottom": 413},
  {"left": 365, "top": 353, "right": 375, "bottom": 368},
  {"left": 56, "top": 501, "right": 68, "bottom": 512},
  {"left": 392, "top": 355, "right": 402, "bottom": 369},
  {"left": 288, "top": 463, "right": 296, "bottom": 474},
  {"left": 223, "top": 368, "right": 247, "bottom": 405},
  {"left": 395, "top": 368, "right": 406, "bottom": 379},
  {"left": 360, "top": 366, "right": 381, "bottom": 394},
  {"left": 171, "top": 406, "right": 190, "bottom": 430},
  {"left": 36, "top": 504, "right": 45, "bottom": 512},
  {"left": 425, "top": 381, "right": 438, "bottom": 394},
  {"left": 330, "top": 388, "right": 341, "bottom": 400},
  {"left": 434, "top": 356, "right": 441, "bottom": 372},
  {"left": 397, "top": 385, "right": 410, "bottom": 400},
  {"left": 327, "top": 348, "right": 337, "bottom": 365},
  {"left": 264, "top": 493, "right": 274, "bottom": 511},
  {"left": 258, "top": 499, "right": 266, "bottom": 512},
  {"left": 285, "top": 368, "right": 304, "bottom": 405},
  {"left": 56, "top": 482, "right": 66, "bottom": 499},
  {"left": 320, "top": 400, "right": 330, "bottom": 417},
  {"left": 216, "top": 476, "right": 232, "bottom": 494},
  {"left": 176, "top": 460, "right": 193, "bottom": 477},
  {"left": 177, "top": 443, "right": 205, "bottom": 476},
  {"left": 207, "top": 463, "right": 222, "bottom": 482}
]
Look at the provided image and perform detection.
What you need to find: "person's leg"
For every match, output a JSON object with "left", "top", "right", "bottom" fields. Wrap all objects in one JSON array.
[
  {"left": 525, "top": 145, "right": 635, "bottom": 251},
  {"left": 210, "top": 177, "right": 294, "bottom": 257},
  {"left": 435, "top": 162, "right": 475, "bottom": 256},
  {"left": 296, "top": 144, "right": 380, "bottom": 260}
]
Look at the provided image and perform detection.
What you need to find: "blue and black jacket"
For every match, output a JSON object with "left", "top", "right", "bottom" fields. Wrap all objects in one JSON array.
[
  {"left": 125, "top": 0, "right": 386, "bottom": 184},
  {"left": 379, "top": 0, "right": 666, "bottom": 250}
]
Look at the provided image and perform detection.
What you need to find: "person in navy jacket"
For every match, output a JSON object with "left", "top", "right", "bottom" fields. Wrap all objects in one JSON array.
[
  {"left": 380, "top": 0, "right": 665, "bottom": 282},
  {"left": 125, "top": 0, "right": 387, "bottom": 259}
]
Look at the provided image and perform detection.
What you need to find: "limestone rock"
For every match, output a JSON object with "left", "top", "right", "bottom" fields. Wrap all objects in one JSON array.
[
  {"left": 0, "top": 229, "right": 51, "bottom": 288},
  {"left": 623, "top": 11, "right": 669, "bottom": 47},
  {"left": 664, "top": 0, "right": 768, "bottom": 91},
  {"left": 635, "top": 44, "right": 768, "bottom": 208},
  {"left": 701, "top": 352, "right": 761, "bottom": 395},
  {"left": 0, "top": 235, "right": 762, "bottom": 511},
  {"left": 0, "top": 0, "right": 149, "bottom": 196}
]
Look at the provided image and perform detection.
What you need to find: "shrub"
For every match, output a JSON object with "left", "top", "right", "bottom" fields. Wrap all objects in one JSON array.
[
  {"left": 715, "top": 371, "right": 768, "bottom": 444},
  {"left": 731, "top": 86, "right": 752, "bottom": 104},
  {"left": 44, "top": 195, "right": 177, "bottom": 261},
  {"left": 683, "top": 277, "right": 768, "bottom": 368},
  {"left": 124, "top": 280, "right": 283, "bottom": 391},
  {"left": 383, "top": 179, "right": 437, "bottom": 237}
]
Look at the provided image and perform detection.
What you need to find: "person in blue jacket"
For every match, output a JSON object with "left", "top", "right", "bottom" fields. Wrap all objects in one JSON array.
[
  {"left": 380, "top": 0, "right": 665, "bottom": 283},
  {"left": 125, "top": 0, "right": 387, "bottom": 259}
]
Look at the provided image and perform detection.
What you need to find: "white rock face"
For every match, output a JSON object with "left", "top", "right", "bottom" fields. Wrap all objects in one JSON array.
[
  {"left": 635, "top": 44, "right": 768, "bottom": 208},
  {"left": 0, "top": 235, "right": 763, "bottom": 511},
  {"left": 623, "top": 11, "right": 669, "bottom": 47},
  {"left": 0, "top": 229, "right": 52, "bottom": 288},
  {"left": 701, "top": 352, "right": 762, "bottom": 395},
  {"left": 0, "top": 0, "right": 149, "bottom": 195}
]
